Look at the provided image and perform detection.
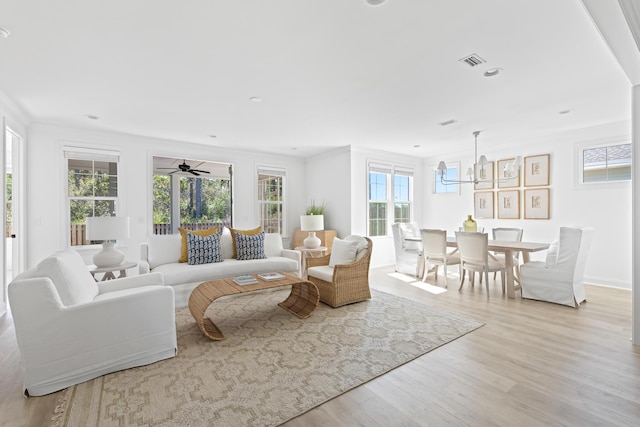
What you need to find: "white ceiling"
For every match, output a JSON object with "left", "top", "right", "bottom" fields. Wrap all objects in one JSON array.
[{"left": 0, "top": 0, "right": 633, "bottom": 158}]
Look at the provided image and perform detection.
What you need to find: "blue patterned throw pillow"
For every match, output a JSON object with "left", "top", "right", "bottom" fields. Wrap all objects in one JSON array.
[
  {"left": 235, "top": 231, "right": 267, "bottom": 261},
  {"left": 187, "top": 232, "right": 223, "bottom": 265}
]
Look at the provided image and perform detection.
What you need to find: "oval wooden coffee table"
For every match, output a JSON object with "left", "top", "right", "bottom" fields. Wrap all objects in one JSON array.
[{"left": 188, "top": 272, "right": 319, "bottom": 340}]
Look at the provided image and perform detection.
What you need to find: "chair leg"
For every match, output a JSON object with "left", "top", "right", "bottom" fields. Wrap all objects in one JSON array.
[
  {"left": 484, "top": 271, "right": 490, "bottom": 294},
  {"left": 443, "top": 264, "right": 448, "bottom": 288},
  {"left": 459, "top": 269, "right": 466, "bottom": 291}
]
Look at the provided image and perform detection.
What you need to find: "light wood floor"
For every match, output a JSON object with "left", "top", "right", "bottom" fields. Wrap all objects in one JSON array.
[{"left": 2, "top": 267, "right": 639, "bottom": 427}]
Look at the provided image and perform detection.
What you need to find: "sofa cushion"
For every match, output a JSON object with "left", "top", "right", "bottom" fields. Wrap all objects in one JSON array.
[
  {"left": 235, "top": 232, "right": 267, "bottom": 261},
  {"left": 148, "top": 234, "right": 182, "bottom": 270},
  {"left": 345, "top": 235, "right": 369, "bottom": 260},
  {"left": 153, "top": 257, "right": 298, "bottom": 286},
  {"left": 329, "top": 237, "right": 359, "bottom": 267},
  {"left": 187, "top": 232, "right": 223, "bottom": 265},
  {"left": 264, "top": 233, "right": 284, "bottom": 257},
  {"left": 178, "top": 226, "right": 219, "bottom": 263},
  {"left": 33, "top": 249, "right": 98, "bottom": 306},
  {"left": 229, "top": 226, "right": 262, "bottom": 258}
]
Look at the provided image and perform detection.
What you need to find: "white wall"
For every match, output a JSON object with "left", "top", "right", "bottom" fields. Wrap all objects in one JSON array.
[
  {"left": 423, "top": 123, "right": 632, "bottom": 289},
  {"left": 25, "top": 123, "right": 308, "bottom": 267}
]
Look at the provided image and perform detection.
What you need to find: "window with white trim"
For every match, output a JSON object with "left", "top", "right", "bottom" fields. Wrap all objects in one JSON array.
[
  {"left": 65, "top": 147, "right": 120, "bottom": 246},
  {"left": 257, "top": 166, "right": 286, "bottom": 234},
  {"left": 579, "top": 142, "right": 631, "bottom": 183},
  {"left": 368, "top": 162, "right": 414, "bottom": 237}
]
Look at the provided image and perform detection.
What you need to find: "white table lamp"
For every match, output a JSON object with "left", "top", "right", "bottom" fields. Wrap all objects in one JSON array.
[
  {"left": 86, "top": 216, "right": 130, "bottom": 267},
  {"left": 300, "top": 214, "right": 324, "bottom": 249}
]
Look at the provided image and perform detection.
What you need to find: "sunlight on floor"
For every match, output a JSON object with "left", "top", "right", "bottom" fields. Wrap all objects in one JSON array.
[{"left": 388, "top": 272, "right": 448, "bottom": 295}]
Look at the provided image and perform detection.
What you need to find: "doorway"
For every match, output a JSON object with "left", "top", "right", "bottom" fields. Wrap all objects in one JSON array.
[{"left": 2, "top": 124, "right": 23, "bottom": 316}]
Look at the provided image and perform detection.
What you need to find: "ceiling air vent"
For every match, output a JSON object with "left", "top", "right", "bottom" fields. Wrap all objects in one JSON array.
[
  {"left": 459, "top": 54, "right": 486, "bottom": 67},
  {"left": 438, "top": 119, "right": 458, "bottom": 126}
]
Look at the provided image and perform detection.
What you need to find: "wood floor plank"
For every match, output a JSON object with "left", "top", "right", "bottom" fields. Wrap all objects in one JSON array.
[{"left": 1, "top": 266, "right": 639, "bottom": 426}]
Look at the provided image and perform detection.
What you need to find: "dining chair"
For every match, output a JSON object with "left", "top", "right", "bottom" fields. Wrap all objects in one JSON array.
[
  {"left": 455, "top": 231, "right": 507, "bottom": 294},
  {"left": 520, "top": 227, "right": 593, "bottom": 307},
  {"left": 491, "top": 227, "right": 523, "bottom": 281},
  {"left": 420, "top": 229, "right": 460, "bottom": 287},
  {"left": 391, "top": 222, "right": 422, "bottom": 277}
]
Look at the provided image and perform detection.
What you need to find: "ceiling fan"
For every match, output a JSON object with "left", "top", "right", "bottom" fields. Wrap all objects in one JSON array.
[{"left": 158, "top": 160, "right": 211, "bottom": 176}]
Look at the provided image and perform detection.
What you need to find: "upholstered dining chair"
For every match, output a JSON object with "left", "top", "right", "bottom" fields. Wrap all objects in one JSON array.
[
  {"left": 491, "top": 227, "right": 523, "bottom": 281},
  {"left": 520, "top": 226, "right": 593, "bottom": 308},
  {"left": 420, "top": 228, "right": 460, "bottom": 287},
  {"left": 391, "top": 222, "right": 422, "bottom": 277},
  {"left": 455, "top": 231, "right": 507, "bottom": 295},
  {"left": 306, "top": 236, "right": 373, "bottom": 307}
]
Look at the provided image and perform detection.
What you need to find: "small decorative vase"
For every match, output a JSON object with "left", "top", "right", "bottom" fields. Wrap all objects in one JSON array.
[{"left": 463, "top": 214, "right": 477, "bottom": 232}]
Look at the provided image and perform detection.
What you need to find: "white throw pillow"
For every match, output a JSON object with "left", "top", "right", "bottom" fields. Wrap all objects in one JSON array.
[
  {"left": 329, "top": 237, "right": 359, "bottom": 267},
  {"left": 545, "top": 239, "right": 559, "bottom": 268}
]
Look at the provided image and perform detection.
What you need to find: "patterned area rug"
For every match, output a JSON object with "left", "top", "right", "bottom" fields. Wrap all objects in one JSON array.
[{"left": 51, "top": 289, "right": 483, "bottom": 427}]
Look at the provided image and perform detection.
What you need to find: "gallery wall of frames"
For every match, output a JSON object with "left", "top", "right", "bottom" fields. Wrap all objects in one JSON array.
[{"left": 473, "top": 154, "right": 550, "bottom": 220}]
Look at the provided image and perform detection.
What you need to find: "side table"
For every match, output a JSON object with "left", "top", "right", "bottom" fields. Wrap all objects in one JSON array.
[
  {"left": 295, "top": 246, "right": 327, "bottom": 277},
  {"left": 89, "top": 261, "right": 138, "bottom": 281}
]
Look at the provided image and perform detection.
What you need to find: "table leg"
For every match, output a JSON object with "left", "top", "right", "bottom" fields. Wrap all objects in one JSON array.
[
  {"left": 504, "top": 249, "right": 515, "bottom": 299},
  {"left": 279, "top": 281, "right": 319, "bottom": 318}
]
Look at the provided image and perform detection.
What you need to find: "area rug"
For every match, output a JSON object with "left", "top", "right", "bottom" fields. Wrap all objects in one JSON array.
[{"left": 51, "top": 289, "right": 483, "bottom": 427}]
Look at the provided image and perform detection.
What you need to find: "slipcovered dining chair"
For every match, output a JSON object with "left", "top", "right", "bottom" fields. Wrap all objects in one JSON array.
[
  {"left": 306, "top": 236, "right": 372, "bottom": 307},
  {"left": 391, "top": 222, "right": 422, "bottom": 277},
  {"left": 420, "top": 228, "right": 460, "bottom": 287},
  {"left": 492, "top": 227, "right": 523, "bottom": 281},
  {"left": 520, "top": 226, "right": 593, "bottom": 308},
  {"left": 455, "top": 231, "right": 507, "bottom": 294}
]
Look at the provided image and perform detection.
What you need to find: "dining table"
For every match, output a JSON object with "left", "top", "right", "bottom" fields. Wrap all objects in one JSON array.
[{"left": 406, "top": 235, "right": 549, "bottom": 299}]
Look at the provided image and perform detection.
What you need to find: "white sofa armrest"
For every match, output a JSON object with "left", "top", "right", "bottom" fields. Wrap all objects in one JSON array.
[
  {"left": 281, "top": 249, "right": 302, "bottom": 277},
  {"left": 97, "top": 272, "right": 165, "bottom": 294}
]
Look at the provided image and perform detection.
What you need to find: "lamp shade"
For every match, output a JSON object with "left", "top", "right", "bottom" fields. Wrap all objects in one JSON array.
[
  {"left": 300, "top": 214, "right": 324, "bottom": 232},
  {"left": 86, "top": 216, "right": 130, "bottom": 241}
]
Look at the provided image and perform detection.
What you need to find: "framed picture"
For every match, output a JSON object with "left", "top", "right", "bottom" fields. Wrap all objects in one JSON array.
[
  {"left": 524, "top": 154, "right": 550, "bottom": 187},
  {"left": 497, "top": 158, "right": 520, "bottom": 188},
  {"left": 497, "top": 190, "right": 520, "bottom": 219},
  {"left": 524, "top": 188, "right": 550, "bottom": 219},
  {"left": 474, "top": 191, "right": 494, "bottom": 219},
  {"left": 474, "top": 161, "right": 494, "bottom": 190}
]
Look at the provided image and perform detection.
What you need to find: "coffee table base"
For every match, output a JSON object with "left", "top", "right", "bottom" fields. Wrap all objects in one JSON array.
[{"left": 188, "top": 273, "right": 319, "bottom": 340}]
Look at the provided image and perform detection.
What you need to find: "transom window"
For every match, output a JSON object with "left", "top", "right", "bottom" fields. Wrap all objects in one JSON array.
[{"left": 580, "top": 143, "right": 631, "bottom": 184}]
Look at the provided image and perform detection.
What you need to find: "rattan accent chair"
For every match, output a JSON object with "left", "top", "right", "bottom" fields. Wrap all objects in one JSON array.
[{"left": 306, "top": 236, "right": 373, "bottom": 307}]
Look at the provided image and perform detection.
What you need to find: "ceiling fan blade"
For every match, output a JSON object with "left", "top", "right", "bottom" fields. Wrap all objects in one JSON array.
[
  {"left": 190, "top": 169, "right": 210, "bottom": 174},
  {"left": 190, "top": 170, "right": 201, "bottom": 176}
]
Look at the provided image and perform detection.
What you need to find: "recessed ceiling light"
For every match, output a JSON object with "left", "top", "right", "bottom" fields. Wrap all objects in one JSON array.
[
  {"left": 366, "top": 0, "right": 387, "bottom": 6},
  {"left": 484, "top": 68, "right": 502, "bottom": 77},
  {"left": 559, "top": 109, "right": 572, "bottom": 115},
  {"left": 0, "top": 28, "right": 10, "bottom": 39},
  {"left": 209, "top": 135, "right": 217, "bottom": 138},
  {"left": 249, "top": 97, "right": 262, "bottom": 103},
  {"left": 86, "top": 115, "right": 99, "bottom": 120},
  {"left": 413, "top": 145, "right": 421, "bottom": 148}
]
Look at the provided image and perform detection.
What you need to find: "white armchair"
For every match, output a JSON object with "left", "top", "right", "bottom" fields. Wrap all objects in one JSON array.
[
  {"left": 8, "top": 248, "right": 177, "bottom": 396},
  {"left": 520, "top": 227, "right": 593, "bottom": 308},
  {"left": 391, "top": 222, "right": 422, "bottom": 277}
]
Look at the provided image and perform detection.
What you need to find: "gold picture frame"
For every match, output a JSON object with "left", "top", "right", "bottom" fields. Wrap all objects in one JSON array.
[
  {"left": 497, "top": 158, "right": 520, "bottom": 188},
  {"left": 474, "top": 161, "right": 494, "bottom": 190},
  {"left": 497, "top": 190, "right": 520, "bottom": 219},
  {"left": 474, "top": 191, "right": 494, "bottom": 219},
  {"left": 524, "top": 154, "right": 550, "bottom": 187},
  {"left": 524, "top": 188, "right": 550, "bottom": 220}
]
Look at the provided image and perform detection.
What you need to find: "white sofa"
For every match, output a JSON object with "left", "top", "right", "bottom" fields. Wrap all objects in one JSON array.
[
  {"left": 139, "top": 230, "right": 301, "bottom": 307},
  {"left": 8, "top": 248, "right": 176, "bottom": 396}
]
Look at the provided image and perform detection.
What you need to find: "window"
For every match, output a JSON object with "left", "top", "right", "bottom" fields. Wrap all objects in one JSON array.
[
  {"left": 368, "top": 162, "right": 414, "bottom": 237},
  {"left": 257, "top": 167, "right": 286, "bottom": 234},
  {"left": 434, "top": 165, "right": 459, "bottom": 194},
  {"left": 152, "top": 157, "right": 232, "bottom": 234},
  {"left": 65, "top": 147, "right": 120, "bottom": 246},
  {"left": 580, "top": 143, "right": 631, "bottom": 183}
]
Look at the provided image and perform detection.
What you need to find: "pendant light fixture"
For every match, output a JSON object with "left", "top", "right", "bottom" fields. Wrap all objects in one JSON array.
[{"left": 437, "top": 131, "right": 521, "bottom": 185}]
